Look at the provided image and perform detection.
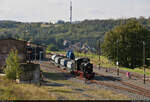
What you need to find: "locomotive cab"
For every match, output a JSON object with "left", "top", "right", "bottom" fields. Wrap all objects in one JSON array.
[{"left": 80, "top": 62, "right": 93, "bottom": 74}]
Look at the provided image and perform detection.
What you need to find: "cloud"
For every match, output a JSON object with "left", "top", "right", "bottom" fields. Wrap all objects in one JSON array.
[{"left": 0, "top": 0, "right": 5, "bottom": 5}]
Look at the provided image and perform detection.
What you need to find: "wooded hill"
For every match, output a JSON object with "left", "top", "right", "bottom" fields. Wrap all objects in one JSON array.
[{"left": 0, "top": 17, "right": 150, "bottom": 50}]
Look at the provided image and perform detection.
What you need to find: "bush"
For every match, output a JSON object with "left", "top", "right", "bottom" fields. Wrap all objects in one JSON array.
[{"left": 4, "top": 50, "right": 21, "bottom": 80}]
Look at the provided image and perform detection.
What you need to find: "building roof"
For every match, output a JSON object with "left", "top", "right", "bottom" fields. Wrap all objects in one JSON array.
[
  {"left": 0, "top": 38, "right": 27, "bottom": 43},
  {"left": 0, "top": 37, "right": 47, "bottom": 48},
  {"left": 30, "top": 43, "right": 47, "bottom": 48}
]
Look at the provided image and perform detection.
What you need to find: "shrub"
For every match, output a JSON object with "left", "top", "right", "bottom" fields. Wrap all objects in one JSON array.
[{"left": 4, "top": 50, "right": 21, "bottom": 80}]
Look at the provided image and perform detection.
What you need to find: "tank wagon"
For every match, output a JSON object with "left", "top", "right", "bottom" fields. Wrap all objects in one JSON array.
[
  {"left": 60, "top": 58, "right": 70, "bottom": 69},
  {"left": 50, "top": 52, "right": 95, "bottom": 80}
]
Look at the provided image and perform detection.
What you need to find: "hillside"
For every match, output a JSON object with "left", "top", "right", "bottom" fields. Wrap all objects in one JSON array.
[{"left": 0, "top": 17, "right": 150, "bottom": 50}]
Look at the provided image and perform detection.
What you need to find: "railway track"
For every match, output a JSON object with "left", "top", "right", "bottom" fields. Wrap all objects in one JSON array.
[
  {"left": 94, "top": 65, "right": 150, "bottom": 83},
  {"left": 95, "top": 73, "right": 150, "bottom": 96},
  {"left": 47, "top": 54, "right": 150, "bottom": 82},
  {"left": 40, "top": 61, "right": 150, "bottom": 98}
]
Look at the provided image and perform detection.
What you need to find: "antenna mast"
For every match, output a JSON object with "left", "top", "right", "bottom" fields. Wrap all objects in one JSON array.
[{"left": 70, "top": 0, "right": 72, "bottom": 23}]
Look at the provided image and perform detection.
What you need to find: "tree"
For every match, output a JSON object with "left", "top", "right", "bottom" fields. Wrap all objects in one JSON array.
[
  {"left": 102, "top": 20, "right": 150, "bottom": 68},
  {"left": 4, "top": 50, "right": 21, "bottom": 80}
]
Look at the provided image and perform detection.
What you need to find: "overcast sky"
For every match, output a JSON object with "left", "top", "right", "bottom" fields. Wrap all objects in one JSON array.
[{"left": 0, "top": 0, "right": 150, "bottom": 22}]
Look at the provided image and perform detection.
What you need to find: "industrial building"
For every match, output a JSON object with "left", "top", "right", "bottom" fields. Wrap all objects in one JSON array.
[{"left": 0, "top": 38, "right": 46, "bottom": 71}]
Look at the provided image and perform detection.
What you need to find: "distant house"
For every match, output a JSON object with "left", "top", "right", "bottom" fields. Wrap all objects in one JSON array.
[
  {"left": 81, "top": 43, "right": 91, "bottom": 51},
  {"left": 73, "top": 42, "right": 82, "bottom": 52},
  {"left": 63, "top": 40, "right": 72, "bottom": 47},
  {"left": 0, "top": 38, "right": 27, "bottom": 70}
]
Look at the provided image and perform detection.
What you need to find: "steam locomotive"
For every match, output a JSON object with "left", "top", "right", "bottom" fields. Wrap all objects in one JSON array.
[{"left": 50, "top": 51, "right": 95, "bottom": 80}]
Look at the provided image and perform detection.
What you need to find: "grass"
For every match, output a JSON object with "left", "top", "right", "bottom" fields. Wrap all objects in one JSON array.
[
  {"left": 0, "top": 61, "right": 130, "bottom": 100},
  {"left": 0, "top": 73, "right": 129, "bottom": 100},
  {"left": 0, "top": 76, "right": 57, "bottom": 100},
  {"left": 47, "top": 51, "right": 150, "bottom": 76}
]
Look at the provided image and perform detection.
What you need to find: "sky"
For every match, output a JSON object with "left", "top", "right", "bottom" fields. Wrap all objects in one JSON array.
[{"left": 0, "top": 0, "right": 150, "bottom": 23}]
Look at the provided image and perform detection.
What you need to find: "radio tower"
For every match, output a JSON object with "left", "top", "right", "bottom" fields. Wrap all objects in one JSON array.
[{"left": 70, "top": 0, "right": 72, "bottom": 23}]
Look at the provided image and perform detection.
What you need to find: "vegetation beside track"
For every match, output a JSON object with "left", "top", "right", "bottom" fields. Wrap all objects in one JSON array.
[
  {"left": 0, "top": 76, "right": 57, "bottom": 100},
  {"left": 47, "top": 51, "right": 150, "bottom": 76},
  {"left": 0, "top": 72, "right": 129, "bottom": 100}
]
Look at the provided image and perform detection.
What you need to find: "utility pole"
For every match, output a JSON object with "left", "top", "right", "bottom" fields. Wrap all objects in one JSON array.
[
  {"left": 98, "top": 39, "right": 101, "bottom": 70},
  {"left": 143, "top": 41, "right": 146, "bottom": 84},
  {"left": 117, "top": 40, "right": 119, "bottom": 76},
  {"left": 70, "top": 0, "right": 72, "bottom": 23}
]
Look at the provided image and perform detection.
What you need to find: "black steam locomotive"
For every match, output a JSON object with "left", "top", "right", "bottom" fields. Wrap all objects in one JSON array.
[{"left": 51, "top": 54, "right": 95, "bottom": 80}]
